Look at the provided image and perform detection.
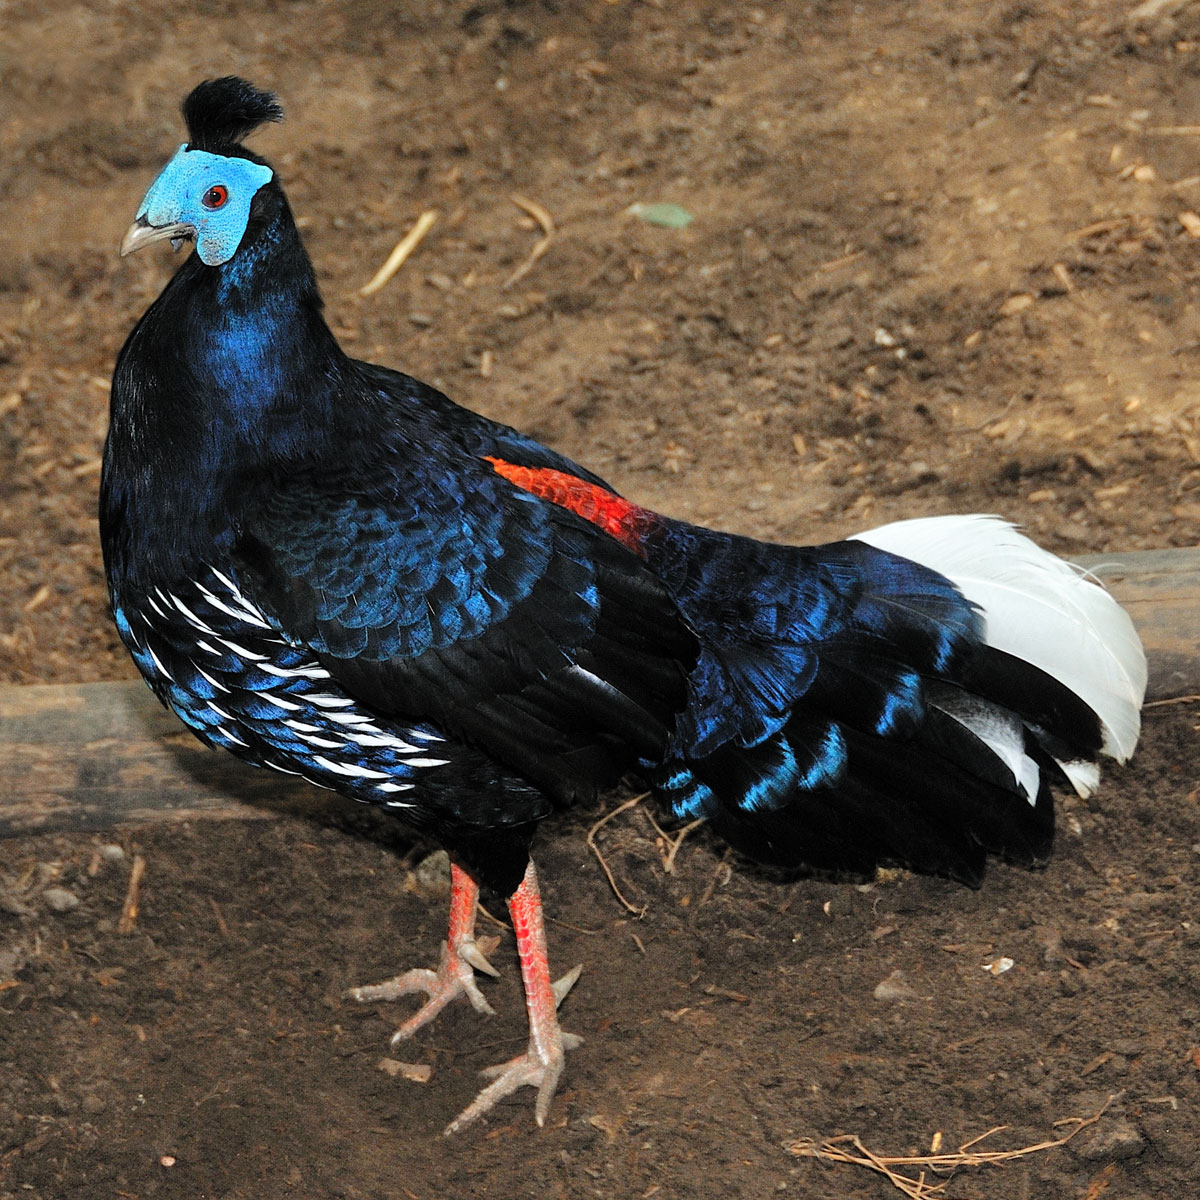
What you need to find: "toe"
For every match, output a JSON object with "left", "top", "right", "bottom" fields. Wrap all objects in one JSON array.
[{"left": 344, "top": 968, "right": 439, "bottom": 1004}]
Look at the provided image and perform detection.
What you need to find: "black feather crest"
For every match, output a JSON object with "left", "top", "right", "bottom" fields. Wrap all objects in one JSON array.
[{"left": 182, "top": 77, "right": 283, "bottom": 151}]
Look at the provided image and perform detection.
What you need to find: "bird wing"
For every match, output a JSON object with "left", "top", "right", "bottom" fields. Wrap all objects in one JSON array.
[{"left": 231, "top": 449, "right": 696, "bottom": 805}]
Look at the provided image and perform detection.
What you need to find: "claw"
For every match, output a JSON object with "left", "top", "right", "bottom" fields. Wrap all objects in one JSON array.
[
  {"left": 552, "top": 964, "right": 582, "bottom": 1006},
  {"left": 460, "top": 937, "right": 501, "bottom": 978}
]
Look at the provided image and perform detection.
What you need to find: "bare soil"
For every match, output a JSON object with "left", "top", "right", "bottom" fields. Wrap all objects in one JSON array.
[{"left": 2, "top": 2, "right": 1199, "bottom": 1197}]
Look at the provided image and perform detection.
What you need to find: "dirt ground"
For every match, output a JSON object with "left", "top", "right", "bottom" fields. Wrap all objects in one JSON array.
[{"left": 3, "top": 0, "right": 1200, "bottom": 1196}]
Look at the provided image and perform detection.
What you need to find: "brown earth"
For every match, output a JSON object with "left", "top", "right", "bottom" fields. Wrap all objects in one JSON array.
[{"left": 2, "top": 1, "right": 1200, "bottom": 1197}]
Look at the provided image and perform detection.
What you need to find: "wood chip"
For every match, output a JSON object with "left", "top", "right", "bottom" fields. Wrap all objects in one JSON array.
[
  {"left": 1068, "top": 217, "right": 1130, "bottom": 240},
  {"left": 1180, "top": 211, "right": 1200, "bottom": 237},
  {"left": 1128, "top": 0, "right": 1190, "bottom": 27},
  {"left": 999, "top": 293, "right": 1036, "bottom": 316},
  {"left": 703, "top": 984, "right": 749, "bottom": 1004},
  {"left": 377, "top": 1058, "right": 433, "bottom": 1083}
]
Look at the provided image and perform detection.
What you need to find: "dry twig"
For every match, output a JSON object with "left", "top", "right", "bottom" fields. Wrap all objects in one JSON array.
[
  {"left": 641, "top": 805, "right": 705, "bottom": 875},
  {"left": 359, "top": 209, "right": 439, "bottom": 297},
  {"left": 787, "top": 1095, "right": 1117, "bottom": 1198},
  {"left": 815, "top": 249, "right": 864, "bottom": 273},
  {"left": 1067, "top": 217, "right": 1131, "bottom": 240},
  {"left": 502, "top": 194, "right": 555, "bottom": 289},
  {"left": 586, "top": 793, "right": 649, "bottom": 916},
  {"left": 117, "top": 854, "right": 147, "bottom": 935}
]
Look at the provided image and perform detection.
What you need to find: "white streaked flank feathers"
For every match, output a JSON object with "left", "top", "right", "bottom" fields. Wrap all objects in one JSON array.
[{"left": 852, "top": 515, "right": 1146, "bottom": 778}]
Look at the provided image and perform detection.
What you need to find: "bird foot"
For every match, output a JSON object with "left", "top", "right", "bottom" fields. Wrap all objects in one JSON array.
[
  {"left": 345, "top": 934, "right": 501, "bottom": 1040},
  {"left": 443, "top": 964, "right": 583, "bottom": 1136}
]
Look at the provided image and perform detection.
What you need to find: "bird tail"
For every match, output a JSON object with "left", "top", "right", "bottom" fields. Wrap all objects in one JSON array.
[{"left": 694, "top": 515, "right": 1146, "bottom": 885}]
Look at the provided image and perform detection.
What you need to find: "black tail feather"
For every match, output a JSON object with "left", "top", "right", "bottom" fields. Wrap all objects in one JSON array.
[{"left": 705, "top": 712, "right": 1055, "bottom": 886}]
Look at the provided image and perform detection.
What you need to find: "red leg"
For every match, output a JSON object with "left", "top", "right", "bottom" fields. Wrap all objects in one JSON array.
[
  {"left": 346, "top": 862, "right": 500, "bottom": 1039},
  {"left": 444, "top": 860, "right": 582, "bottom": 1135}
]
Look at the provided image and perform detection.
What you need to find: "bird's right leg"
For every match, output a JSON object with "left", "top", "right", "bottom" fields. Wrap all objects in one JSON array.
[{"left": 345, "top": 862, "right": 499, "bottom": 1040}]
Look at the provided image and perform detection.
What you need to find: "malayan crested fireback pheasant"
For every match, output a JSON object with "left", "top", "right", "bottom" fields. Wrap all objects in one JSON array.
[{"left": 101, "top": 78, "right": 1147, "bottom": 1134}]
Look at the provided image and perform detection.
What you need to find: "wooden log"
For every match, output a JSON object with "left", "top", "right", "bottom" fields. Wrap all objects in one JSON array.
[
  {"left": 1, "top": 548, "right": 1197, "bottom": 838},
  {"left": 1077, "top": 548, "right": 1200, "bottom": 701},
  {"left": 0, "top": 680, "right": 333, "bottom": 838}
]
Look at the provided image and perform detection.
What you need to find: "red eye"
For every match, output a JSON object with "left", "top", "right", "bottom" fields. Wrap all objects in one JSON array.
[{"left": 201, "top": 184, "right": 229, "bottom": 210}]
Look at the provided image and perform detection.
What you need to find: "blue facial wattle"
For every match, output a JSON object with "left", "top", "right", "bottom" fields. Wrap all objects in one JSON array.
[{"left": 137, "top": 146, "right": 274, "bottom": 267}]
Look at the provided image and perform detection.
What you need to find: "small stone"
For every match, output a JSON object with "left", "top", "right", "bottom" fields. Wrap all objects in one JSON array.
[
  {"left": 873, "top": 969, "right": 918, "bottom": 1002},
  {"left": 42, "top": 887, "right": 80, "bottom": 913},
  {"left": 81, "top": 1093, "right": 106, "bottom": 1114},
  {"left": 411, "top": 850, "right": 451, "bottom": 897},
  {"left": 982, "top": 956, "right": 1015, "bottom": 975},
  {"left": 99, "top": 844, "right": 127, "bottom": 864},
  {"left": 1071, "top": 1120, "right": 1146, "bottom": 1162}
]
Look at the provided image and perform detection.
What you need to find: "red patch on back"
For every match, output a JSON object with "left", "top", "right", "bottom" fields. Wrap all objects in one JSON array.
[{"left": 484, "top": 457, "right": 658, "bottom": 558}]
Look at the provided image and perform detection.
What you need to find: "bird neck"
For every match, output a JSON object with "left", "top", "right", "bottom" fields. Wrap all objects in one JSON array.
[
  {"left": 102, "top": 203, "right": 356, "bottom": 585},
  {"left": 192, "top": 206, "right": 346, "bottom": 449}
]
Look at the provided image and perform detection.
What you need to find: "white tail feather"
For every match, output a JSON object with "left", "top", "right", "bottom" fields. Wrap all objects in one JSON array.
[
  {"left": 929, "top": 686, "right": 1042, "bottom": 804},
  {"left": 1058, "top": 758, "right": 1100, "bottom": 798},
  {"left": 851, "top": 515, "right": 1146, "bottom": 764}
]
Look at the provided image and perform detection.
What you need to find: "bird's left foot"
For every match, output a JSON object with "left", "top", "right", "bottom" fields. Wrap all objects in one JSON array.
[
  {"left": 444, "top": 965, "right": 583, "bottom": 1136},
  {"left": 345, "top": 933, "right": 501, "bottom": 1041},
  {"left": 345, "top": 862, "right": 501, "bottom": 1040}
]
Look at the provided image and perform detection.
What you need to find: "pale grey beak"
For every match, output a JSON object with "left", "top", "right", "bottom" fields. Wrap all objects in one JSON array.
[{"left": 119, "top": 216, "right": 195, "bottom": 257}]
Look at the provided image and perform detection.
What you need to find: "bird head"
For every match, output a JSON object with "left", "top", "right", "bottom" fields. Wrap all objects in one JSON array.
[{"left": 120, "top": 77, "right": 283, "bottom": 267}]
